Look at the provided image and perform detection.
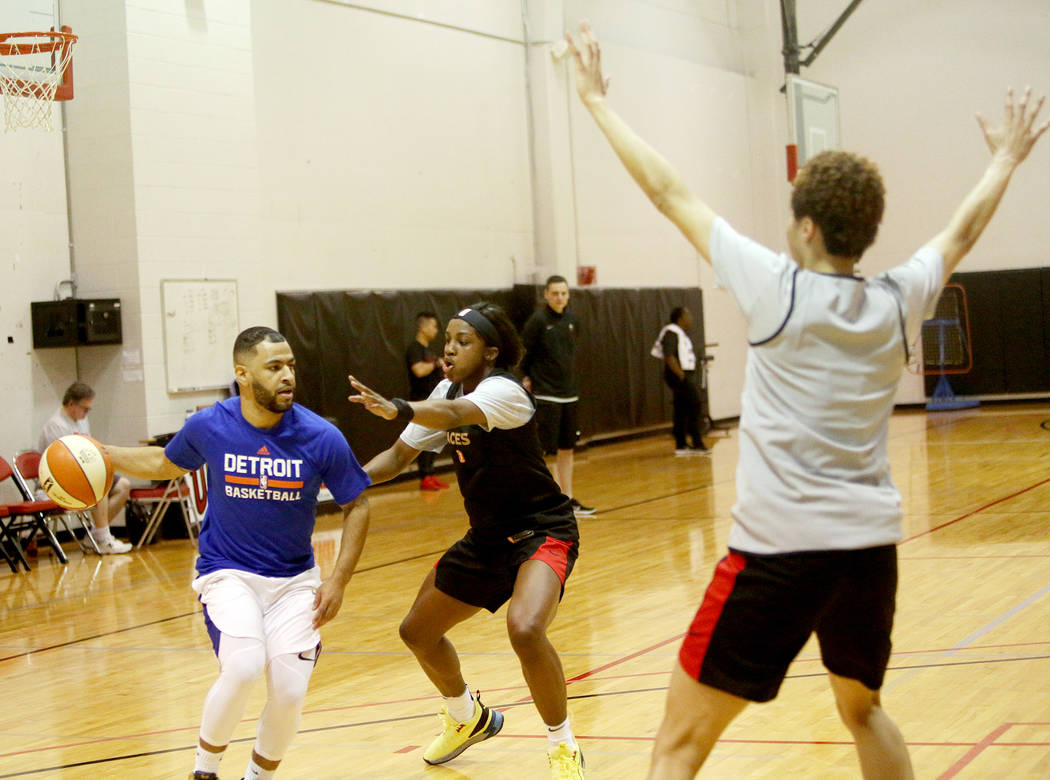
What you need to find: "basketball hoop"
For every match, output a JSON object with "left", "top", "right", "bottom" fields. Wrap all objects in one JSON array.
[{"left": 0, "top": 26, "right": 77, "bottom": 132}]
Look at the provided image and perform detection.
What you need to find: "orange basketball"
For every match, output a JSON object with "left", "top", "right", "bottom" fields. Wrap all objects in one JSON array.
[{"left": 38, "top": 434, "right": 114, "bottom": 510}]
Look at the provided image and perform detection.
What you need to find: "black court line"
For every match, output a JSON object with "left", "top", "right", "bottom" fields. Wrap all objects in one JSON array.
[
  {"left": 0, "top": 612, "right": 196, "bottom": 664},
  {"left": 0, "top": 549, "right": 446, "bottom": 665},
  {"left": 593, "top": 411, "right": 969, "bottom": 518},
  {"left": 8, "top": 652, "right": 1049, "bottom": 776}
]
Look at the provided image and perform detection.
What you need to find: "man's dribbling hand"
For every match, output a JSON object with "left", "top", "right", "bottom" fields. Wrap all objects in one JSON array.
[{"left": 312, "top": 578, "right": 345, "bottom": 629}]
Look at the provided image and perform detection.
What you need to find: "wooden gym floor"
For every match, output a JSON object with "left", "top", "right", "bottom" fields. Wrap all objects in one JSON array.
[{"left": 2, "top": 403, "right": 1049, "bottom": 778}]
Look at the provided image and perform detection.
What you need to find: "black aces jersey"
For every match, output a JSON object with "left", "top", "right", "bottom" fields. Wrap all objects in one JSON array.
[{"left": 443, "top": 370, "right": 572, "bottom": 536}]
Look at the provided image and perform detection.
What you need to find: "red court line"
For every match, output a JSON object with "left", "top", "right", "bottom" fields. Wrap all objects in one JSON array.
[
  {"left": 487, "top": 733, "right": 991, "bottom": 747},
  {"left": 508, "top": 632, "right": 687, "bottom": 705},
  {"left": 10, "top": 461, "right": 1050, "bottom": 766},
  {"left": 937, "top": 723, "right": 1013, "bottom": 780},
  {"left": 566, "top": 634, "right": 685, "bottom": 684},
  {"left": 902, "top": 476, "right": 1050, "bottom": 544},
  {"left": 900, "top": 554, "right": 1050, "bottom": 560}
]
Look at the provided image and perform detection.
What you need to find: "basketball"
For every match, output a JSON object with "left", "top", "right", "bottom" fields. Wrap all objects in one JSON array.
[{"left": 38, "top": 434, "right": 114, "bottom": 510}]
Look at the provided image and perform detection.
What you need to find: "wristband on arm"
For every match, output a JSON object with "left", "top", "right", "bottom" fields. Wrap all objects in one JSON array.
[{"left": 391, "top": 398, "right": 415, "bottom": 421}]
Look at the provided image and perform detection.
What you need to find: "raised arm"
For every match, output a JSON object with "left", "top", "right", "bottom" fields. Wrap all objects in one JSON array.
[
  {"left": 928, "top": 87, "right": 1048, "bottom": 281},
  {"left": 566, "top": 21, "right": 718, "bottom": 263},
  {"left": 104, "top": 444, "right": 188, "bottom": 480}
]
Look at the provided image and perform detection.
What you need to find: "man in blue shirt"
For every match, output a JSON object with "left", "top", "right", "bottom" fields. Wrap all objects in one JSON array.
[{"left": 106, "top": 326, "right": 370, "bottom": 780}]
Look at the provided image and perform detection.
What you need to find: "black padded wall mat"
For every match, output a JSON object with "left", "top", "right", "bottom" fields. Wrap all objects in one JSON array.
[
  {"left": 925, "top": 268, "right": 1050, "bottom": 397},
  {"left": 277, "top": 286, "right": 704, "bottom": 462}
]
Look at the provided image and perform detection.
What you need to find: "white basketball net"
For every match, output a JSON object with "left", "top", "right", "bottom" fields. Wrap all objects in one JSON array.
[{"left": 0, "top": 32, "right": 77, "bottom": 131}]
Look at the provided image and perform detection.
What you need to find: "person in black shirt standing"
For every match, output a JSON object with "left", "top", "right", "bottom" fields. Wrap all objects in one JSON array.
[
  {"left": 349, "top": 302, "right": 585, "bottom": 779},
  {"left": 405, "top": 311, "right": 449, "bottom": 490},
  {"left": 652, "top": 307, "right": 709, "bottom": 455},
  {"left": 521, "top": 276, "right": 595, "bottom": 516}
]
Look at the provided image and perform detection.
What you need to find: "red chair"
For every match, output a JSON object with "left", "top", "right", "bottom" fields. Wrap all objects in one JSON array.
[
  {"left": 129, "top": 467, "right": 206, "bottom": 549},
  {"left": 13, "top": 451, "right": 100, "bottom": 555},
  {"left": 0, "top": 455, "right": 69, "bottom": 568}
]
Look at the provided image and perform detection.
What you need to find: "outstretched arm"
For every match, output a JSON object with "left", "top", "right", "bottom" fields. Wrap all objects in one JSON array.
[
  {"left": 104, "top": 445, "right": 188, "bottom": 480},
  {"left": 928, "top": 87, "right": 1048, "bottom": 281},
  {"left": 348, "top": 375, "right": 488, "bottom": 430},
  {"left": 566, "top": 21, "right": 718, "bottom": 263}
]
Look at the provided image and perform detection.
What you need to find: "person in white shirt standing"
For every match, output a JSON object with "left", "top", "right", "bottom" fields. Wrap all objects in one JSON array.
[
  {"left": 566, "top": 20, "right": 1047, "bottom": 780},
  {"left": 39, "top": 382, "right": 132, "bottom": 554},
  {"left": 652, "top": 307, "right": 708, "bottom": 455}
]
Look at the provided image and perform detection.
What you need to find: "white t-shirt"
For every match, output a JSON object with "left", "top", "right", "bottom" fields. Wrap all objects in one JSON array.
[
  {"left": 39, "top": 407, "right": 89, "bottom": 452},
  {"left": 711, "top": 217, "right": 944, "bottom": 553},
  {"left": 399, "top": 375, "right": 535, "bottom": 453},
  {"left": 651, "top": 324, "right": 697, "bottom": 371}
]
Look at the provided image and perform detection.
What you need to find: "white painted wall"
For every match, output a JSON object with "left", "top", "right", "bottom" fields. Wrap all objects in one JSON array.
[
  {"left": 0, "top": 1, "right": 77, "bottom": 476},
  {"left": 2, "top": 0, "right": 1048, "bottom": 458}
]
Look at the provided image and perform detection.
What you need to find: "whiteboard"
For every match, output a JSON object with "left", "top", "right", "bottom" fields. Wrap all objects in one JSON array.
[{"left": 161, "top": 279, "right": 239, "bottom": 393}]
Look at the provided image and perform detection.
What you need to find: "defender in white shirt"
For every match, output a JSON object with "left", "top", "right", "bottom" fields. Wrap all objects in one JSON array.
[{"left": 567, "top": 20, "right": 1047, "bottom": 780}]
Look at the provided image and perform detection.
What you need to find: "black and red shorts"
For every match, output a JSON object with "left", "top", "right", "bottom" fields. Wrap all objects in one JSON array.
[
  {"left": 434, "top": 517, "right": 579, "bottom": 613},
  {"left": 679, "top": 545, "right": 897, "bottom": 702}
]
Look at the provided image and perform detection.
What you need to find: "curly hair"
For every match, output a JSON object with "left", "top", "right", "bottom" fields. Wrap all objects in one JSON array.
[{"left": 791, "top": 150, "right": 885, "bottom": 258}]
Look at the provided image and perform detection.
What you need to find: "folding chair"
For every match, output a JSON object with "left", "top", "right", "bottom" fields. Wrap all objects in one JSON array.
[
  {"left": 0, "top": 507, "right": 21, "bottom": 573},
  {"left": 130, "top": 467, "right": 206, "bottom": 550},
  {"left": 13, "top": 450, "right": 101, "bottom": 555},
  {"left": 0, "top": 455, "right": 69, "bottom": 567}
]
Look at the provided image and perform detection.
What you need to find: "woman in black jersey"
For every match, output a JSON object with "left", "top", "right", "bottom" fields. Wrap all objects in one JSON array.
[{"left": 348, "top": 302, "right": 585, "bottom": 779}]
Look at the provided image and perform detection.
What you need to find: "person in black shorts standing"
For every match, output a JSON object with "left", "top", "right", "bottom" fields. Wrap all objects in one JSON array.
[
  {"left": 349, "top": 302, "right": 585, "bottom": 779},
  {"left": 651, "top": 307, "right": 708, "bottom": 456},
  {"left": 405, "top": 311, "right": 448, "bottom": 491},
  {"left": 521, "top": 275, "right": 595, "bottom": 515}
]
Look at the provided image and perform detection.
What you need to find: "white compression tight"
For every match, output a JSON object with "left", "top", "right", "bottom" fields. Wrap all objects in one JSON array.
[{"left": 199, "top": 634, "right": 317, "bottom": 762}]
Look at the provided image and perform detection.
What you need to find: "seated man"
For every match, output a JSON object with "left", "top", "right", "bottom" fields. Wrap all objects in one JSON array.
[{"left": 39, "top": 382, "right": 132, "bottom": 554}]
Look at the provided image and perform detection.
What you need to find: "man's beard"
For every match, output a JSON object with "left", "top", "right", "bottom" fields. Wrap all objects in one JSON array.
[{"left": 252, "top": 378, "right": 294, "bottom": 413}]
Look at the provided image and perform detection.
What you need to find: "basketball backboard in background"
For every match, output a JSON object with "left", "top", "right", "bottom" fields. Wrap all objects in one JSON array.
[
  {"left": 785, "top": 74, "right": 840, "bottom": 180},
  {"left": 0, "top": 0, "right": 59, "bottom": 37}
]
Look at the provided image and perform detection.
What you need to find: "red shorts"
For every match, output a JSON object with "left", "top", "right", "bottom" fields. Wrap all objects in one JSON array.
[
  {"left": 434, "top": 518, "right": 579, "bottom": 613},
  {"left": 679, "top": 545, "right": 897, "bottom": 701}
]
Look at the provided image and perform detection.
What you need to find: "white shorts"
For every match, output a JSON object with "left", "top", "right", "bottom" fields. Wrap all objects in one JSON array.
[{"left": 192, "top": 566, "right": 322, "bottom": 661}]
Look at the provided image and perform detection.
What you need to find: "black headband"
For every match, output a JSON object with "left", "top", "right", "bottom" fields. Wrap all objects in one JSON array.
[{"left": 454, "top": 307, "right": 502, "bottom": 350}]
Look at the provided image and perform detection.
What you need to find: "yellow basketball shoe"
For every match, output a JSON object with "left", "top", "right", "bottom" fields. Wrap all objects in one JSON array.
[
  {"left": 548, "top": 742, "right": 585, "bottom": 779},
  {"left": 422, "top": 692, "right": 504, "bottom": 765}
]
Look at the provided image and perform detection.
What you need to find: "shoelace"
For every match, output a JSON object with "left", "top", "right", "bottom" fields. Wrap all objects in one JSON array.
[{"left": 549, "top": 746, "right": 580, "bottom": 769}]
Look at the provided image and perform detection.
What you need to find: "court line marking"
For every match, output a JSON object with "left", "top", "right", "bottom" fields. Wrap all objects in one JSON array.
[
  {"left": 4, "top": 684, "right": 1045, "bottom": 776},
  {"left": 0, "top": 548, "right": 448, "bottom": 663},
  {"left": 3, "top": 412, "right": 1046, "bottom": 774},
  {"left": 901, "top": 476, "right": 1050, "bottom": 543},
  {"left": 935, "top": 722, "right": 1013, "bottom": 780}
]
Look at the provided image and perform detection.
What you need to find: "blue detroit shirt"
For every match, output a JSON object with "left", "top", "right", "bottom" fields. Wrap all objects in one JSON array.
[{"left": 165, "top": 398, "right": 369, "bottom": 578}]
